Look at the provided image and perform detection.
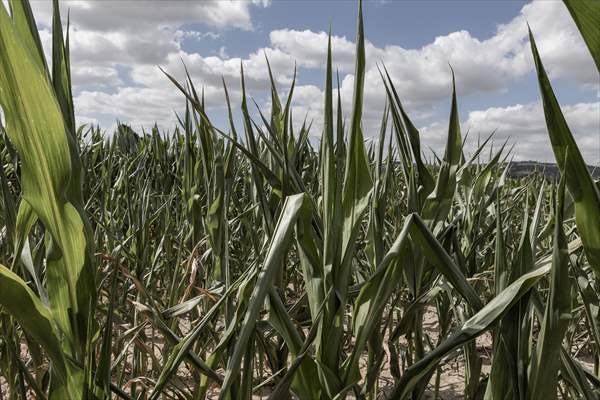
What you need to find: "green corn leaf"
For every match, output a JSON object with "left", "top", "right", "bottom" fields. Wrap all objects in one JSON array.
[
  {"left": 381, "top": 65, "right": 435, "bottom": 204},
  {"left": 219, "top": 193, "right": 307, "bottom": 398},
  {"left": 484, "top": 195, "right": 514, "bottom": 400},
  {"left": 341, "top": 0, "right": 373, "bottom": 268},
  {"left": 148, "top": 268, "right": 247, "bottom": 399},
  {"left": 0, "top": 265, "right": 67, "bottom": 383},
  {"left": 51, "top": 0, "right": 75, "bottom": 136},
  {"left": 345, "top": 213, "right": 482, "bottom": 389},
  {"left": 423, "top": 69, "right": 463, "bottom": 224},
  {"left": 529, "top": 174, "right": 572, "bottom": 400},
  {"left": 389, "top": 238, "right": 583, "bottom": 399},
  {"left": 530, "top": 28, "right": 600, "bottom": 277},
  {"left": 317, "top": 0, "right": 374, "bottom": 388},
  {"left": 393, "top": 266, "right": 548, "bottom": 399},
  {"left": 563, "top": 0, "right": 600, "bottom": 72},
  {"left": 0, "top": 3, "right": 95, "bottom": 397},
  {"left": 0, "top": 159, "right": 16, "bottom": 248},
  {"left": 266, "top": 287, "right": 321, "bottom": 399},
  {"left": 7, "top": 0, "right": 48, "bottom": 73}
]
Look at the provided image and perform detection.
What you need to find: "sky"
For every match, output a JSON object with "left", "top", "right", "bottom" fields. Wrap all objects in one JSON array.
[{"left": 21, "top": 0, "right": 600, "bottom": 163}]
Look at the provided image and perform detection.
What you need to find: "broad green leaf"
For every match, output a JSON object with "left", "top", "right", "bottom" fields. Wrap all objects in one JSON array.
[
  {"left": 530, "top": 28, "right": 600, "bottom": 277},
  {"left": 0, "top": 265, "right": 66, "bottom": 382},
  {"left": 563, "top": 0, "right": 600, "bottom": 72},
  {"left": 7, "top": 0, "right": 48, "bottom": 73},
  {"left": 0, "top": 3, "right": 95, "bottom": 397}
]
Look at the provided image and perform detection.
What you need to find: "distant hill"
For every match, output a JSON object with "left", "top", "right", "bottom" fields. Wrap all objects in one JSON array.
[{"left": 507, "top": 161, "right": 600, "bottom": 179}]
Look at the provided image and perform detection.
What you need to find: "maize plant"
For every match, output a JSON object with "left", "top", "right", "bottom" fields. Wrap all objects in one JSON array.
[{"left": 0, "top": 0, "right": 599, "bottom": 399}]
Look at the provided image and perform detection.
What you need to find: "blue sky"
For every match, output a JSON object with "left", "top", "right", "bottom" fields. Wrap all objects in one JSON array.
[
  {"left": 203, "top": 1, "right": 526, "bottom": 52},
  {"left": 27, "top": 0, "right": 599, "bottom": 163}
]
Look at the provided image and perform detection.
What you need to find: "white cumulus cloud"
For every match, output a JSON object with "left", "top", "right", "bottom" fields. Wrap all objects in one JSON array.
[
  {"left": 420, "top": 102, "right": 600, "bottom": 163},
  {"left": 19, "top": 0, "right": 599, "bottom": 162}
]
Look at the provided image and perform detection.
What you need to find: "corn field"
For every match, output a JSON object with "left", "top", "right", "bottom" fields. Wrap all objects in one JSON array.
[{"left": 0, "top": 0, "right": 599, "bottom": 399}]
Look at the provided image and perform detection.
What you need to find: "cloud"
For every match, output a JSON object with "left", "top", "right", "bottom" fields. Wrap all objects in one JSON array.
[
  {"left": 30, "top": 0, "right": 272, "bottom": 87},
  {"left": 70, "top": 65, "right": 122, "bottom": 87},
  {"left": 252, "top": 0, "right": 272, "bottom": 7},
  {"left": 269, "top": 0, "right": 597, "bottom": 108},
  {"left": 75, "top": 87, "right": 184, "bottom": 131},
  {"left": 31, "top": 0, "right": 261, "bottom": 32},
  {"left": 27, "top": 0, "right": 274, "bottom": 126},
  {"left": 420, "top": 101, "right": 600, "bottom": 164},
  {"left": 20, "top": 0, "right": 598, "bottom": 162},
  {"left": 502, "top": 0, "right": 598, "bottom": 86},
  {"left": 178, "top": 30, "right": 221, "bottom": 41},
  {"left": 258, "top": 0, "right": 598, "bottom": 151},
  {"left": 269, "top": 29, "right": 358, "bottom": 71}
]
